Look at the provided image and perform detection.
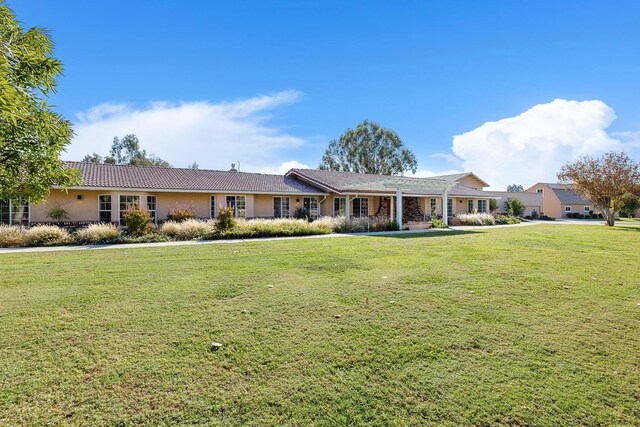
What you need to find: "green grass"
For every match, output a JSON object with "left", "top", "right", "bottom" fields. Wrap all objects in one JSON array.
[{"left": 1, "top": 224, "right": 639, "bottom": 426}]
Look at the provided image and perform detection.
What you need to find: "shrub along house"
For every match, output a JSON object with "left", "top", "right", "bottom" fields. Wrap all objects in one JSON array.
[
  {"left": 4, "top": 162, "right": 498, "bottom": 229},
  {"left": 526, "top": 183, "right": 595, "bottom": 218}
]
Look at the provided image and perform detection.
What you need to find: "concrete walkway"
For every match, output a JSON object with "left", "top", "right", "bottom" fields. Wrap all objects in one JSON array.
[{"left": 0, "top": 222, "right": 545, "bottom": 254}]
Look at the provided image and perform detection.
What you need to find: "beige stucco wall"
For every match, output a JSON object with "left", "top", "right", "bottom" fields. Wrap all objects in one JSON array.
[
  {"left": 457, "top": 175, "right": 486, "bottom": 190},
  {"left": 527, "top": 183, "right": 562, "bottom": 218}
]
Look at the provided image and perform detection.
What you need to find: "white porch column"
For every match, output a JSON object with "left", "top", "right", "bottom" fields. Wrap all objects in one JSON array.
[
  {"left": 442, "top": 189, "right": 448, "bottom": 226},
  {"left": 396, "top": 188, "right": 402, "bottom": 229},
  {"left": 345, "top": 195, "right": 350, "bottom": 220}
]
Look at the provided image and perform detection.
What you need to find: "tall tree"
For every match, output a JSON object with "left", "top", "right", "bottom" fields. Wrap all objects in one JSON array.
[
  {"left": 0, "top": 2, "right": 79, "bottom": 202},
  {"left": 507, "top": 184, "right": 524, "bottom": 192},
  {"left": 84, "top": 134, "right": 171, "bottom": 167},
  {"left": 319, "top": 120, "right": 417, "bottom": 175},
  {"left": 557, "top": 152, "right": 640, "bottom": 226}
]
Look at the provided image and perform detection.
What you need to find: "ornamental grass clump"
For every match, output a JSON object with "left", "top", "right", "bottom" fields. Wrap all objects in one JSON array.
[
  {"left": 455, "top": 213, "right": 496, "bottom": 226},
  {"left": 0, "top": 225, "right": 27, "bottom": 247},
  {"left": 74, "top": 223, "right": 121, "bottom": 244},
  {"left": 227, "top": 218, "right": 332, "bottom": 238},
  {"left": 24, "top": 225, "right": 70, "bottom": 246},
  {"left": 166, "top": 204, "right": 194, "bottom": 222},
  {"left": 159, "top": 219, "right": 214, "bottom": 240}
]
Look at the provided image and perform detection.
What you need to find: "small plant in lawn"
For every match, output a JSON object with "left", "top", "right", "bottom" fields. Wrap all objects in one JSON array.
[
  {"left": 75, "top": 223, "right": 121, "bottom": 244},
  {"left": 122, "top": 206, "right": 153, "bottom": 236},
  {"left": 166, "top": 204, "right": 194, "bottom": 222},
  {"left": 216, "top": 206, "right": 236, "bottom": 232}
]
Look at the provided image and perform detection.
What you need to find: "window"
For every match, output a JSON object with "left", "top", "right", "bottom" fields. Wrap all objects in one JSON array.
[
  {"left": 119, "top": 195, "right": 141, "bottom": 222},
  {"left": 430, "top": 198, "right": 437, "bottom": 216},
  {"left": 147, "top": 196, "right": 157, "bottom": 221},
  {"left": 210, "top": 196, "right": 216, "bottom": 218},
  {"left": 98, "top": 195, "right": 112, "bottom": 223},
  {"left": 226, "top": 195, "right": 246, "bottom": 218},
  {"left": 334, "top": 197, "right": 346, "bottom": 216},
  {"left": 273, "top": 196, "right": 290, "bottom": 218},
  {"left": 478, "top": 200, "right": 487, "bottom": 213},
  {"left": 584, "top": 206, "right": 591, "bottom": 212},
  {"left": 0, "top": 199, "right": 29, "bottom": 225},
  {"left": 352, "top": 198, "right": 369, "bottom": 218},
  {"left": 537, "top": 189, "right": 544, "bottom": 194},
  {"left": 467, "top": 200, "right": 474, "bottom": 213},
  {"left": 447, "top": 198, "right": 453, "bottom": 217},
  {"left": 565, "top": 206, "right": 571, "bottom": 212},
  {"left": 303, "top": 197, "right": 319, "bottom": 220}
]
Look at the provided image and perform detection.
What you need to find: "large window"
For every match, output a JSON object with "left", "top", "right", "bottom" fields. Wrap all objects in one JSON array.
[
  {"left": 447, "top": 198, "right": 453, "bottom": 217},
  {"left": 119, "top": 195, "right": 141, "bottom": 222},
  {"left": 303, "top": 197, "right": 319, "bottom": 220},
  {"left": 478, "top": 200, "right": 487, "bottom": 213},
  {"left": 0, "top": 199, "right": 29, "bottom": 225},
  {"left": 147, "top": 196, "right": 157, "bottom": 221},
  {"left": 334, "top": 197, "right": 346, "bottom": 216},
  {"left": 210, "top": 196, "right": 216, "bottom": 218},
  {"left": 352, "top": 198, "right": 369, "bottom": 218},
  {"left": 273, "top": 196, "right": 290, "bottom": 218},
  {"left": 98, "top": 195, "right": 112, "bottom": 223},
  {"left": 226, "top": 195, "right": 246, "bottom": 218},
  {"left": 467, "top": 200, "right": 474, "bottom": 213}
]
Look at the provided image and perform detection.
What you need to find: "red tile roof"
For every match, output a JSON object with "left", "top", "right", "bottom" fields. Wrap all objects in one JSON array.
[{"left": 64, "top": 162, "right": 326, "bottom": 194}]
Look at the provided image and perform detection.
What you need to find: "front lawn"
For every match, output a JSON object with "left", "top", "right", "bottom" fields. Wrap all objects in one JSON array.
[{"left": 0, "top": 224, "right": 638, "bottom": 425}]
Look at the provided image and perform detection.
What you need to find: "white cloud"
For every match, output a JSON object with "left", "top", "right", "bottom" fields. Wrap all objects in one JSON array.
[
  {"left": 66, "top": 90, "right": 308, "bottom": 171},
  {"left": 451, "top": 99, "right": 622, "bottom": 190},
  {"left": 259, "top": 160, "right": 311, "bottom": 175}
]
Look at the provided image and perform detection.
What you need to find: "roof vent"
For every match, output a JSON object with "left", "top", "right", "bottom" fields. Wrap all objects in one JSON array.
[{"left": 229, "top": 163, "right": 238, "bottom": 172}]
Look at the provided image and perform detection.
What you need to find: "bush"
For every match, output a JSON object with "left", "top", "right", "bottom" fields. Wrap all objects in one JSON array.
[
  {"left": 531, "top": 210, "right": 539, "bottom": 219},
  {"left": 293, "top": 207, "right": 310, "bottom": 220},
  {"left": 166, "top": 204, "right": 194, "bottom": 222},
  {"left": 46, "top": 206, "right": 70, "bottom": 223},
  {"left": 455, "top": 213, "right": 495, "bottom": 226},
  {"left": 122, "top": 206, "right": 153, "bottom": 236},
  {"left": 0, "top": 225, "right": 27, "bottom": 247},
  {"left": 489, "top": 198, "right": 499, "bottom": 212},
  {"left": 506, "top": 198, "right": 525, "bottom": 217},
  {"left": 385, "top": 220, "right": 400, "bottom": 231},
  {"left": 24, "top": 225, "right": 70, "bottom": 246},
  {"left": 75, "top": 223, "right": 121, "bottom": 244},
  {"left": 431, "top": 218, "right": 447, "bottom": 228},
  {"left": 539, "top": 215, "right": 555, "bottom": 221},
  {"left": 216, "top": 206, "right": 236, "bottom": 232},
  {"left": 159, "top": 219, "right": 214, "bottom": 240}
]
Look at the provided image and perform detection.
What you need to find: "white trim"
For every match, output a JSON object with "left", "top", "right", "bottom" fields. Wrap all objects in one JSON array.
[
  {"left": 565, "top": 206, "right": 572, "bottom": 212},
  {"left": 98, "top": 194, "right": 112, "bottom": 223},
  {"left": 272, "top": 195, "right": 291, "bottom": 218},
  {"left": 118, "top": 194, "right": 141, "bottom": 223},
  {"left": 333, "top": 196, "right": 346, "bottom": 216}
]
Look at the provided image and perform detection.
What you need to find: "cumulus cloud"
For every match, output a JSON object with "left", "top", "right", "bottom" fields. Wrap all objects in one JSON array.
[
  {"left": 66, "top": 90, "right": 308, "bottom": 171},
  {"left": 451, "top": 99, "right": 622, "bottom": 190},
  {"left": 259, "top": 160, "right": 311, "bottom": 174}
]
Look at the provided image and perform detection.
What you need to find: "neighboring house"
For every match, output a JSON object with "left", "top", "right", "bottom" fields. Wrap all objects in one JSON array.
[
  {"left": 485, "top": 191, "right": 543, "bottom": 217},
  {"left": 526, "top": 183, "right": 594, "bottom": 218},
  {"left": 1, "top": 162, "right": 498, "bottom": 228}
]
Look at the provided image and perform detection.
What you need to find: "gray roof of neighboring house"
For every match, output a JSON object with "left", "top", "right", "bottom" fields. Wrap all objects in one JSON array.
[
  {"left": 63, "top": 162, "right": 326, "bottom": 194},
  {"left": 541, "top": 183, "right": 592, "bottom": 204},
  {"left": 286, "top": 169, "right": 494, "bottom": 198}
]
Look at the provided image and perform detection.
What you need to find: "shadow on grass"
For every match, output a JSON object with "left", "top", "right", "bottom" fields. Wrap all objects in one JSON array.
[{"left": 360, "top": 229, "right": 481, "bottom": 239}]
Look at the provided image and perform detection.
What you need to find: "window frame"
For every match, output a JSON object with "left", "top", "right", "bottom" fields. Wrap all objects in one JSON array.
[
  {"left": 273, "top": 196, "right": 290, "bottom": 218},
  {"left": 447, "top": 198, "right": 453, "bottom": 217},
  {"left": 210, "top": 195, "right": 216, "bottom": 219},
  {"left": 584, "top": 206, "right": 591, "bottom": 212},
  {"left": 565, "top": 206, "right": 572, "bottom": 212},
  {"left": 119, "top": 194, "right": 141, "bottom": 223},
  {"left": 467, "top": 199, "right": 474, "bottom": 213},
  {"left": 303, "top": 197, "right": 319, "bottom": 220},
  {"left": 98, "top": 194, "right": 112, "bottom": 223},
  {"left": 0, "top": 198, "right": 30, "bottom": 226},
  {"left": 478, "top": 200, "right": 487, "bottom": 213},
  {"left": 537, "top": 188, "right": 544, "bottom": 194},
  {"left": 352, "top": 197, "right": 369, "bottom": 218},
  {"left": 146, "top": 195, "right": 157, "bottom": 222},
  {"left": 226, "top": 195, "right": 247, "bottom": 218},
  {"left": 333, "top": 197, "right": 346, "bottom": 217}
]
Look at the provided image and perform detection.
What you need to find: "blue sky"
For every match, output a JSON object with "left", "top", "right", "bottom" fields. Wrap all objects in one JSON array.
[{"left": 11, "top": 0, "right": 640, "bottom": 188}]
